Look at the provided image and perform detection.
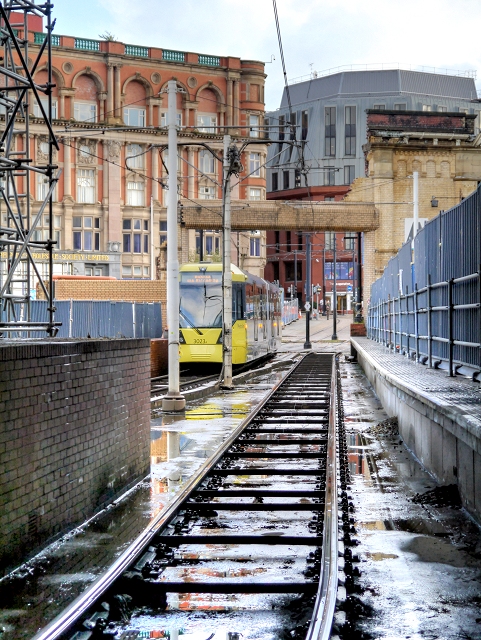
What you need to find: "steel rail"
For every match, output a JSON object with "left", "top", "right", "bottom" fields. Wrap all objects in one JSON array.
[
  {"left": 305, "top": 355, "right": 339, "bottom": 640},
  {"left": 32, "top": 354, "right": 304, "bottom": 640}
]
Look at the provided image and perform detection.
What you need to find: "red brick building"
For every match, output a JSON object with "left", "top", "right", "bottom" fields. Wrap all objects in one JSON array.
[{"left": 2, "top": 13, "right": 268, "bottom": 290}]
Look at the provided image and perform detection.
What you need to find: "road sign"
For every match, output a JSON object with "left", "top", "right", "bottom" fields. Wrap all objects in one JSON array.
[{"left": 347, "top": 284, "right": 353, "bottom": 292}]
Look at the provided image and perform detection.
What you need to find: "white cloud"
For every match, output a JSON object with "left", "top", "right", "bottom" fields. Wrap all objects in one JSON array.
[{"left": 52, "top": 0, "right": 481, "bottom": 110}]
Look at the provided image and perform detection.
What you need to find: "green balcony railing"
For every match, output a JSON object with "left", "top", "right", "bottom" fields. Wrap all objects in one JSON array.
[
  {"left": 34, "top": 32, "right": 60, "bottom": 46},
  {"left": 198, "top": 54, "right": 220, "bottom": 67},
  {"left": 162, "top": 49, "right": 185, "bottom": 63},
  {"left": 74, "top": 38, "right": 100, "bottom": 51},
  {"left": 125, "top": 44, "right": 148, "bottom": 57}
]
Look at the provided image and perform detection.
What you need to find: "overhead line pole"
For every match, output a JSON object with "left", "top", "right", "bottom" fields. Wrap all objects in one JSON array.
[
  {"left": 222, "top": 134, "right": 234, "bottom": 389},
  {"left": 162, "top": 80, "right": 185, "bottom": 412}
]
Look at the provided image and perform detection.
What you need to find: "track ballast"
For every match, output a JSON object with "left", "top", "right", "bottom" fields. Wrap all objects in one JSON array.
[{"left": 35, "top": 352, "right": 338, "bottom": 640}]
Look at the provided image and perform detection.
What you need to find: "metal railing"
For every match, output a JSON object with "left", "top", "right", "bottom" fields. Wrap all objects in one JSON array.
[
  {"left": 162, "top": 49, "right": 185, "bottom": 63},
  {"left": 125, "top": 44, "right": 148, "bottom": 57},
  {"left": 74, "top": 38, "right": 100, "bottom": 51},
  {"left": 198, "top": 54, "right": 220, "bottom": 66},
  {"left": 34, "top": 32, "right": 60, "bottom": 46},
  {"left": 1, "top": 300, "right": 163, "bottom": 339},
  {"left": 282, "top": 299, "right": 299, "bottom": 325},
  {"left": 367, "top": 185, "right": 481, "bottom": 378}
]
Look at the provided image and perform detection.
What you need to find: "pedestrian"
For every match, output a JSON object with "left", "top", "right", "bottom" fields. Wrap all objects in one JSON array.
[{"left": 326, "top": 302, "right": 330, "bottom": 320}]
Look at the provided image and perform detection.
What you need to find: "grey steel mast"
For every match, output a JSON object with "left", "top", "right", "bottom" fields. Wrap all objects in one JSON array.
[{"left": 0, "top": 0, "right": 60, "bottom": 336}]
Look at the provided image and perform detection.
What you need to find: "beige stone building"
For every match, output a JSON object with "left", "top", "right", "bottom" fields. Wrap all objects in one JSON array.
[{"left": 345, "top": 110, "right": 481, "bottom": 298}]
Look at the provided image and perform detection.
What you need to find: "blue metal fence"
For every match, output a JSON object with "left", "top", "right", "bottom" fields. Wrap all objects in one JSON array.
[
  {"left": 1, "top": 300, "right": 163, "bottom": 339},
  {"left": 367, "top": 184, "right": 481, "bottom": 377}
]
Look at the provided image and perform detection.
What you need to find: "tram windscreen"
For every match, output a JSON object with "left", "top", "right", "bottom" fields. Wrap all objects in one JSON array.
[{"left": 180, "top": 273, "right": 223, "bottom": 328}]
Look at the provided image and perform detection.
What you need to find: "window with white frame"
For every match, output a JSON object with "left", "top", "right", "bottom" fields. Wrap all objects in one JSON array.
[
  {"left": 437, "top": 106, "right": 448, "bottom": 112},
  {"left": 77, "top": 169, "right": 95, "bottom": 203},
  {"left": 422, "top": 105, "right": 432, "bottom": 112},
  {"left": 34, "top": 98, "right": 57, "bottom": 119},
  {"left": 126, "top": 180, "right": 145, "bottom": 206},
  {"left": 249, "top": 152, "right": 261, "bottom": 177},
  {"left": 344, "top": 165, "right": 355, "bottom": 185},
  {"left": 197, "top": 114, "right": 217, "bottom": 132},
  {"left": 249, "top": 114, "right": 259, "bottom": 137},
  {"left": 324, "top": 166, "right": 335, "bottom": 186},
  {"left": 195, "top": 230, "right": 221, "bottom": 257},
  {"left": 163, "top": 150, "right": 182, "bottom": 174},
  {"left": 126, "top": 144, "right": 144, "bottom": 169},
  {"left": 159, "top": 220, "right": 167, "bottom": 245},
  {"left": 73, "top": 216, "right": 100, "bottom": 251},
  {"left": 199, "top": 185, "right": 216, "bottom": 199},
  {"left": 36, "top": 173, "right": 57, "bottom": 202},
  {"left": 199, "top": 149, "right": 215, "bottom": 174},
  {"left": 249, "top": 187, "right": 262, "bottom": 200},
  {"left": 32, "top": 214, "right": 62, "bottom": 249},
  {"left": 344, "top": 232, "right": 356, "bottom": 250},
  {"left": 324, "top": 231, "right": 335, "bottom": 250},
  {"left": 373, "top": 104, "right": 385, "bottom": 110},
  {"left": 74, "top": 102, "right": 96, "bottom": 123},
  {"left": 123, "top": 218, "right": 149, "bottom": 254},
  {"left": 249, "top": 231, "right": 261, "bottom": 257},
  {"left": 160, "top": 112, "right": 182, "bottom": 127},
  {"left": 124, "top": 107, "right": 146, "bottom": 127},
  {"left": 122, "top": 265, "right": 149, "bottom": 279}
]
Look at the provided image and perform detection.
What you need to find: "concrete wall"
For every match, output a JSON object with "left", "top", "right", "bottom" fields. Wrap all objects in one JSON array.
[
  {"left": 0, "top": 338, "right": 151, "bottom": 574},
  {"left": 352, "top": 340, "right": 481, "bottom": 523}
]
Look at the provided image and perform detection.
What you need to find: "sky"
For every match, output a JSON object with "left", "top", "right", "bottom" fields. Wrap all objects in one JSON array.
[{"left": 50, "top": 0, "right": 481, "bottom": 111}]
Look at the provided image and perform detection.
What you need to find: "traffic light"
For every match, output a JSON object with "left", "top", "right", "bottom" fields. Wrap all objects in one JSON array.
[{"left": 295, "top": 169, "right": 301, "bottom": 188}]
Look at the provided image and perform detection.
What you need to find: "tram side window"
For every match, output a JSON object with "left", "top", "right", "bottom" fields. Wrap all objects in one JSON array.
[{"left": 233, "top": 283, "right": 245, "bottom": 321}]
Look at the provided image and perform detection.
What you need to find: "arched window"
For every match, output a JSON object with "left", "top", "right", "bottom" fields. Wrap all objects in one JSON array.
[
  {"left": 74, "top": 75, "right": 98, "bottom": 123},
  {"left": 199, "top": 149, "right": 215, "bottom": 174},
  {"left": 126, "top": 144, "right": 144, "bottom": 169},
  {"left": 197, "top": 88, "right": 218, "bottom": 132},
  {"left": 124, "top": 80, "right": 147, "bottom": 127},
  {"left": 33, "top": 70, "right": 59, "bottom": 118}
]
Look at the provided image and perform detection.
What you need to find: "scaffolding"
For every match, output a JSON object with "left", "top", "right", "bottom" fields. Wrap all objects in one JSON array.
[{"left": 0, "top": 0, "right": 60, "bottom": 336}]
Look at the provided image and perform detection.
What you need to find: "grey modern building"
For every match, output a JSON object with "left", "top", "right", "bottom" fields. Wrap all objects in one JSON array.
[
  {"left": 266, "top": 68, "right": 479, "bottom": 197},
  {"left": 264, "top": 68, "right": 480, "bottom": 314}
]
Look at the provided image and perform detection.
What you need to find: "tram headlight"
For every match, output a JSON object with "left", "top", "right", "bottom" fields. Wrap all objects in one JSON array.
[
  {"left": 216, "top": 332, "right": 223, "bottom": 344},
  {"left": 179, "top": 330, "right": 185, "bottom": 344}
]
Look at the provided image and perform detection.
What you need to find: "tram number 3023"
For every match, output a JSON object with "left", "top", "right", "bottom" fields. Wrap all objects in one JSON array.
[{"left": 193, "top": 338, "right": 207, "bottom": 344}]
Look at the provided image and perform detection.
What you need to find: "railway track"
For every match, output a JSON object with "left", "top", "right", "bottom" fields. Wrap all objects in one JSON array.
[
  {"left": 34, "top": 353, "right": 341, "bottom": 640},
  {"left": 151, "top": 354, "right": 277, "bottom": 400}
]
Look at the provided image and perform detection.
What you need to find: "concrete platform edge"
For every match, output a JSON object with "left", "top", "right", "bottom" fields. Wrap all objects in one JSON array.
[{"left": 351, "top": 337, "right": 481, "bottom": 521}]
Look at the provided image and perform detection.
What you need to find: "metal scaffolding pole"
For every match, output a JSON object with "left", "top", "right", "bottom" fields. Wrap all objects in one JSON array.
[{"left": 0, "top": 0, "right": 61, "bottom": 337}]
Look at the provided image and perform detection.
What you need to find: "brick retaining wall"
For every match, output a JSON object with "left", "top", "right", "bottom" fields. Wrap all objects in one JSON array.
[{"left": 0, "top": 338, "right": 151, "bottom": 574}]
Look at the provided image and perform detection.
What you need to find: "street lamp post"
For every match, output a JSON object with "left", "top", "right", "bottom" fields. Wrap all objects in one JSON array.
[
  {"left": 332, "top": 236, "right": 338, "bottom": 340},
  {"left": 304, "top": 233, "right": 312, "bottom": 349},
  {"left": 354, "top": 231, "right": 363, "bottom": 322}
]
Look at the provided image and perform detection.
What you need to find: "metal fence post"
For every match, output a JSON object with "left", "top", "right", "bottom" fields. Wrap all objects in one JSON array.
[
  {"left": 399, "top": 289, "right": 403, "bottom": 354},
  {"left": 405, "top": 286, "right": 409, "bottom": 356},
  {"left": 427, "top": 274, "right": 432, "bottom": 368},
  {"left": 479, "top": 265, "right": 481, "bottom": 372},
  {"left": 69, "top": 299, "right": 73, "bottom": 338},
  {"left": 414, "top": 283, "right": 419, "bottom": 362},
  {"left": 448, "top": 278, "right": 454, "bottom": 377}
]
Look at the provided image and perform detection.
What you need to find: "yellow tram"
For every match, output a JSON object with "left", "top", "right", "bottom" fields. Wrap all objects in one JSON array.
[{"left": 179, "top": 262, "right": 282, "bottom": 365}]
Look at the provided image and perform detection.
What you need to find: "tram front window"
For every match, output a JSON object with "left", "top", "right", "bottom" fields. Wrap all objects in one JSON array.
[{"left": 180, "top": 284, "right": 223, "bottom": 328}]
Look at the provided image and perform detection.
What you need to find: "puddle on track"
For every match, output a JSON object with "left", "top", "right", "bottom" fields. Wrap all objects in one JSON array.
[
  {"left": 341, "top": 359, "right": 481, "bottom": 640},
  {"left": 0, "top": 364, "right": 293, "bottom": 640}
]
